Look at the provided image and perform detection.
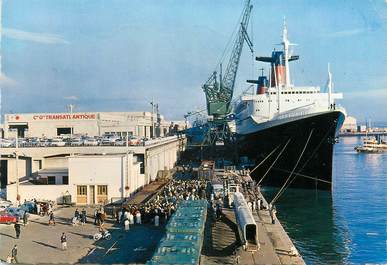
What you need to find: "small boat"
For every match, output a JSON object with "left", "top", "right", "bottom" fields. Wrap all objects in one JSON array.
[{"left": 354, "top": 136, "right": 387, "bottom": 153}]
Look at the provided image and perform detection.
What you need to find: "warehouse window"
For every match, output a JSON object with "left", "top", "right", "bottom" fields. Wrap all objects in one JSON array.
[
  {"left": 97, "top": 185, "right": 108, "bottom": 195},
  {"left": 47, "top": 176, "right": 56, "bottom": 185},
  {"left": 57, "top": 128, "right": 72, "bottom": 136},
  {"left": 62, "top": 176, "right": 68, "bottom": 185},
  {"left": 77, "top": 185, "right": 87, "bottom": 195},
  {"left": 9, "top": 125, "right": 28, "bottom": 138}
]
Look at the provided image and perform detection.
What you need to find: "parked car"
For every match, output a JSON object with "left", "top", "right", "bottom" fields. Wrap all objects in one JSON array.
[
  {"left": 20, "top": 201, "right": 36, "bottom": 213},
  {"left": 0, "top": 212, "right": 17, "bottom": 224},
  {"left": 70, "top": 138, "right": 84, "bottom": 146},
  {"left": 114, "top": 138, "right": 126, "bottom": 146},
  {"left": 0, "top": 200, "right": 12, "bottom": 211},
  {"left": 101, "top": 135, "right": 119, "bottom": 145},
  {"left": 49, "top": 138, "right": 66, "bottom": 147},
  {"left": 39, "top": 138, "right": 50, "bottom": 147},
  {"left": 0, "top": 199, "right": 12, "bottom": 207},
  {"left": 0, "top": 138, "right": 14, "bottom": 148},
  {"left": 128, "top": 137, "right": 141, "bottom": 146},
  {"left": 26, "top": 137, "right": 41, "bottom": 147},
  {"left": 83, "top": 137, "right": 99, "bottom": 146},
  {"left": 6, "top": 207, "right": 25, "bottom": 218}
]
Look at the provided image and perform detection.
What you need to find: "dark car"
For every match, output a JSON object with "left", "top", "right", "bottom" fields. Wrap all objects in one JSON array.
[
  {"left": 20, "top": 201, "right": 36, "bottom": 213},
  {"left": 6, "top": 207, "right": 25, "bottom": 218},
  {"left": 0, "top": 212, "right": 17, "bottom": 224}
]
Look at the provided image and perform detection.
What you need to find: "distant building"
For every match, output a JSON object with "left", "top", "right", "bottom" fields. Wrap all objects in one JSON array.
[
  {"left": 357, "top": 125, "right": 367, "bottom": 133},
  {"left": 2, "top": 111, "right": 184, "bottom": 139},
  {"left": 340, "top": 116, "right": 357, "bottom": 133},
  {"left": 6, "top": 153, "right": 143, "bottom": 205}
]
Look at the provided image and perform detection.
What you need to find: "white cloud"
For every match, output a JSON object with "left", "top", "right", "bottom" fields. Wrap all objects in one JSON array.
[
  {"left": 63, "top": 95, "right": 78, "bottom": 100},
  {"left": 3, "top": 28, "right": 69, "bottom": 45},
  {"left": 325, "top": 28, "right": 365, "bottom": 38}
]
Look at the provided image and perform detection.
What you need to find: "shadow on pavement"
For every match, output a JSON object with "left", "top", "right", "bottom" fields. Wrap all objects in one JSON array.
[
  {"left": 77, "top": 225, "right": 165, "bottom": 264},
  {"left": 69, "top": 231, "right": 93, "bottom": 240},
  {"left": 32, "top": 240, "right": 59, "bottom": 250},
  {"left": 0, "top": 232, "right": 15, "bottom": 239}
]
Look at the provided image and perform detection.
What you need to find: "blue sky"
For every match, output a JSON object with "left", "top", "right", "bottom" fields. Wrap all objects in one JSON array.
[{"left": 1, "top": 0, "right": 386, "bottom": 122}]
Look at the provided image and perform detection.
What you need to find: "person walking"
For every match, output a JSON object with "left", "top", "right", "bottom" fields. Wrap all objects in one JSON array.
[
  {"left": 124, "top": 210, "right": 129, "bottom": 222},
  {"left": 11, "top": 245, "right": 18, "bottom": 263},
  {"left": 118, "top": 210, "right": 123, "bottom": 224},
  {"left": 81, "top": 208, "right": 87, "bottom": 224},
  {"left": 74, "top": 208, "right": 80, "bottom": 220},
  {"left": 36, "top": 203, "right": 41, "bottom": 216},
  {"left": 269, "top": 204, "right": 276, "bottom": 224},
  {"left": 14, "top": 222, "right": 21, "bottom": 239},
  {"left": 23, "top": 212, "right": 28, "bottom": 226},
  {"left": 49, "top": 211, "right": 56, "bottom": 226},
  {"left": 94, "top": 209, "right": 99, "bottom": 225},
  {"left": 128, "top": 212, "right": 134, "bottom": 225},
  {"left": 154, "top": 214, "right": 160, "bottom": 227},
  {"left": 135, "top": 210, "right": 141, "bottom": 224},
  {"left": 60, "top": 232, "right": 67, "bottom": 251},
  {"left": 124, "top": 219, "right": 130, "bottom": 232},
  {"left": 257, "top": 198, "right": 262, "bottom": 211}
]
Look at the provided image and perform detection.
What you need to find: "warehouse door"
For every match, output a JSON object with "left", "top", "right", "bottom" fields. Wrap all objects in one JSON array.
[
  {"left": 89, "top": 185, "right": 95, "bottom": 205},
  {"left": 77, "top": 185, "right": 87, "bottom": 204},
  {"left": 97, "top": 185, "right": 108, "bottom": 204},
  {"left": 0, "top": 160, "right": 7, "bottom": 189}
]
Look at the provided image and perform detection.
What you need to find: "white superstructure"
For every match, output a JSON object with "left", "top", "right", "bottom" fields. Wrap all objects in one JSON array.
[{"left": 234, "top": 23, "right": 345, "bottom": 135}]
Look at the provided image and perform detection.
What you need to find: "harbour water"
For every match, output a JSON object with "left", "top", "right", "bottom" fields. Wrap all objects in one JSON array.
[{"left": 264, "top": 136, "right": 387, "bottom": 264}]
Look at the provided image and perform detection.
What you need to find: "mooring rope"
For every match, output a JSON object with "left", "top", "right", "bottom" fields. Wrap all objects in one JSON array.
[
  {"left": 271, "top": 129, "right": 314, "bottom": 205},
  {"left": 272, "top": 167, "right": 332, "bottom": 184},
  {"left": 277, "top": 122, "right": 338, "bottom": 193},
  {"left": 257, "top": 138, "right": 292, "bottom": 186},
  {"left": 288, "top": 122, "right": 337, "bottom": 186},
  {"left": 249, "top": 143, "right": 282, "bottom": 175}
]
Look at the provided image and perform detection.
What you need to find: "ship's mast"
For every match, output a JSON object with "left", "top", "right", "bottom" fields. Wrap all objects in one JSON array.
[
  {"left": 0, "top": 0, "right": 2, "bottom": 125},
  {"left": 327, "top": 63, "right": 333, "bottom": 109},
  {"left": 282, "top": 19, "right": 291, "bottom": 88}
]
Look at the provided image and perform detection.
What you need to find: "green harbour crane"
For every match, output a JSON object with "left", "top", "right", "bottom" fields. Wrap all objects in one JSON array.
[{"left": 201, "top": 0, "right": 253, "bottom": 146}]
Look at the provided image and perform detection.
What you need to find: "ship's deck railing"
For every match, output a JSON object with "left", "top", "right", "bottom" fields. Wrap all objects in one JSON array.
[{"left": 274, "top": 104, "right": 324, "bottom": 121}]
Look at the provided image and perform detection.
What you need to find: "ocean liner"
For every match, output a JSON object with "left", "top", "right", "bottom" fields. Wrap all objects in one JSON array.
[{"left": 234, "top": 23, "right": 346, "bottom": 190}]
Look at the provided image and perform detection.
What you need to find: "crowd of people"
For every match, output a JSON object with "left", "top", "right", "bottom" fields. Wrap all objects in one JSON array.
[{"left": 114, "top": 179, "right": 208, "bottom": 227}]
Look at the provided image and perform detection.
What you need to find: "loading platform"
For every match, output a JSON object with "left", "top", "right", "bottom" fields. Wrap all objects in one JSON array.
[{"left": 201, "top": 168, "right": 305, "bottom": 265}]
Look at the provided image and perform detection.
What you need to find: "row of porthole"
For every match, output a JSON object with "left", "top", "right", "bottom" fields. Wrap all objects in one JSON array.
[
  {"left": 269, "top": 91, "right": 317, "bottom": 95},
  {"left": 256, "top": 98, "right": 309, "bottom": 103}
]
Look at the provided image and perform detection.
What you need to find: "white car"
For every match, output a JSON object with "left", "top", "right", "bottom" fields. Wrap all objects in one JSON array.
[
  {"left": 114, "top": 138, "right": 126, "bottom": 146},
  {"left": 101, "top": 136, "right": 119, "bottom": 145},
  {"left": 83, "top": 137, "right": 99, "bottom": 146},
  {"left": 70, "top": 138, "right": 83, "bottom": 146},
  {"left": 0, "top": 139, "right": 14, "bottom": 148},
  {"left": 0, "top": 200, "right": 12, "bottom": 211},
  {"left": 49, "top": 138, "right": 66, "bottom": 147}
]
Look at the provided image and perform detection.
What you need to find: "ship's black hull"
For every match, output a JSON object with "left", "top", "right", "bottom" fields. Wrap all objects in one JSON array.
[{"left": 236, "top": 111, "right": 345, "bottom": 190}]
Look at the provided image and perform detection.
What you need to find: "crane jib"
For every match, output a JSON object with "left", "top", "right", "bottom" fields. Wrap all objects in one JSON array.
[{"left": 202, "top": 0, "right": 253, "bottom": 118}]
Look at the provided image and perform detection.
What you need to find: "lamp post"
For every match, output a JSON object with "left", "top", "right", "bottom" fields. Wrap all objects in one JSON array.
[
  {"left": 67, "top": 104, "right": 75, "bottom": 141},
  {"left": 150, "top": 100, "right": 155, "bottom": 139},
  {"left": 10, "top": 129, "right": 20, "bottom": 203}
]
